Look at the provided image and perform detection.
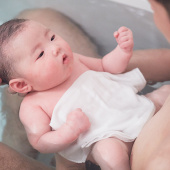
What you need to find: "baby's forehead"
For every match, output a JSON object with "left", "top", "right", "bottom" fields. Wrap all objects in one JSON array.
[
  {"left": 10, "top": 20, "right": 49, "bottom": 48},
  {"left": 7, "top": 20, "right": 50, "bottom": 46},
  {"left": 27, "top": 20, "right": 47, "bottom": 30},
  {"left": 17, "top": 20, "right": 47, "bottom": 38}
]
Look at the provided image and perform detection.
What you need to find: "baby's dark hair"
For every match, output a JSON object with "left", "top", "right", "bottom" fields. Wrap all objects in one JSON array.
[
  {"left": 156, "top": 0, "right": 170, "bottom": 17},
  {"left": 0, "top": 18, "right": 28, "bottom": 84}
]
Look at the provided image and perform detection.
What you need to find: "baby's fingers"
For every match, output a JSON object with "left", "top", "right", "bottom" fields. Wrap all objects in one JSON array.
[
  {"left": 119, "top": 40, "right": 133, "bottom": 51},
  {"left": 118, "top": 27, "right": 132, "bottom": 38},
  {"left": 115, "top": 27, "right": 128, "bottom": 40},
  {"left": 117, "top": 26, "right": 129, "bottom": 34},
  {"left": 114, "top": 31, "right": 119, "bottom": 38}
]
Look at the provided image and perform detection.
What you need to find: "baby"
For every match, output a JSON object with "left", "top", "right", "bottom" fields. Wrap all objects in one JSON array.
[{"left": 0, "top": 19, "right": 168, "bottom": 170}]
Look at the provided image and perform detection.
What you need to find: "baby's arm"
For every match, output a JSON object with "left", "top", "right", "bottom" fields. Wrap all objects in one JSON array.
[
  {"left": 20, "top": 100, "right": 90, "bottom": 153},
  {"left": 102, "top": 27, "right": 134, "bottom": 73},
  {"left": 77, "top": 27, "right": 133, "bottom": 74}
]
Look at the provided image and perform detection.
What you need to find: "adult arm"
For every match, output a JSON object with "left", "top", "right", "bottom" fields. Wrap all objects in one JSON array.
[
  {"left": 127, "top": 49, "right": 170, "bottom": 83},
  {"left": 131, "top": 94, "right": 170, "bottom": 170},
  {"left": 0, "top": 142, "right": 54, "bottom": 170}
]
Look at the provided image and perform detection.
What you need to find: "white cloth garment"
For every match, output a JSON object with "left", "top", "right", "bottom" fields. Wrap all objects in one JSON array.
[{"left": 50, "top": 68, "right": 155, "bottom": 163}]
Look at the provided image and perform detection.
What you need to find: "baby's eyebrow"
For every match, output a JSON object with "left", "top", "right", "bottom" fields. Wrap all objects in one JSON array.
[
  {"left": 44, "top": 28, "right": 50, "bottom": 37},
  {"left": 31, "top": 43, "right": 41, "bottom": 55},
  {"left": 31, "top": 29, "right": 51, "bottom": 55}
]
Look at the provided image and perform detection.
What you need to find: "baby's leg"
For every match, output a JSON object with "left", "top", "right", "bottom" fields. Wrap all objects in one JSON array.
[
  {"left": 145, "top": 85, "right": 170, "bottom": 113},
  {"left": 88, "top": 138, "right": 133, "bottom": 170}
]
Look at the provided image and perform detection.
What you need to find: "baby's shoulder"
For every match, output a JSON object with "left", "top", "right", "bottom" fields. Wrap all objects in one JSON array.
[
  {"left": 19, "top": 92, "right": 46, "bottom": 122},
  {"left": 20, "top": 92, "right": 44, "bottom": 112},
  {"left": 22, "top": 92, "right": 39, "bottom": 103}
]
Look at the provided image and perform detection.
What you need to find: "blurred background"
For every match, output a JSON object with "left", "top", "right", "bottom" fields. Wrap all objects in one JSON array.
[{"left": 0, "top": 0, "right": 169, "bottom": 56}]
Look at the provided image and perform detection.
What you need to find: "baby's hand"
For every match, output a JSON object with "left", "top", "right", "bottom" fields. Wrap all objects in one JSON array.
[
  {"left": 114, "top": 26, "right": 134, "bottom": 52},
  {"left": 66, "top": 108, "right": 91, "bottom": 136}
]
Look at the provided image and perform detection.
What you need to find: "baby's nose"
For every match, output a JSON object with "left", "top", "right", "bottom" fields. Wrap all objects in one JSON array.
[{"left": 52, "top": 46, "right": 60, "bottom": 56}]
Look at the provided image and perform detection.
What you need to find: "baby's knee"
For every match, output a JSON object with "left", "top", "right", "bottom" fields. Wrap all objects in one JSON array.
[
  {"left": 91, "top": 139, "right": 130, "bottom": 170},
  {"left": 102, "top": 153, "right": 129, "bottom": 170}
]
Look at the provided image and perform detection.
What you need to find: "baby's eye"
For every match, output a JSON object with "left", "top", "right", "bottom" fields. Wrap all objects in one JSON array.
[
  {"left": 37, "top": 51, "right": 44, "bottom": 59},
  {"left": 51, "top": 35, "right": 55, "bottom": 41}
]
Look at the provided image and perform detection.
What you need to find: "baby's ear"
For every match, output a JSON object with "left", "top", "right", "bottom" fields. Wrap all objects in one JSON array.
[{"left": 9, "top": 78, "right": 32, "bottom": 94}]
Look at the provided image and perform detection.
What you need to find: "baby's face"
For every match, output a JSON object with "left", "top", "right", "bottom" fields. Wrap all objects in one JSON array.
[{"left": 6, "top": 20, "right": 74, "bottom": 91}]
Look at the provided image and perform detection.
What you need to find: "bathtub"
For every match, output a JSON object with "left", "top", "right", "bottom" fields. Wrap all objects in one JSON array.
[{"left": 0, "top": 0, "right": 169, "bottom": 167}]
